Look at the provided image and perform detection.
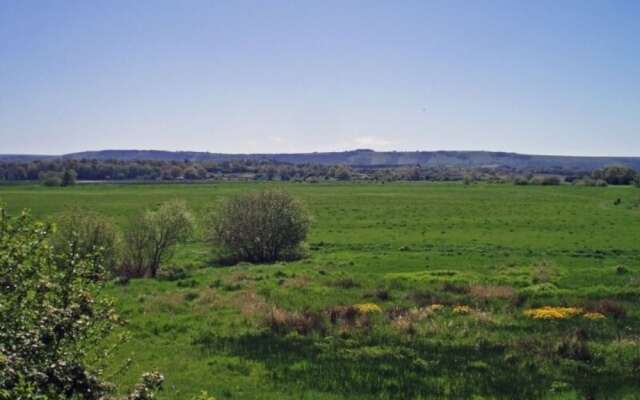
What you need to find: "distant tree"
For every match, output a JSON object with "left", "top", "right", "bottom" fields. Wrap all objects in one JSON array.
[
  {"left": 595, "top": 165, "right": 637, "bottom": 185},
  {"left": 333, "top": 165, "right": 352, "bottom": 181},
  {"left": 463, "top": 173, "right": 475, "bottom": 186},
  {"left": 512, "top": 176, "right": 530, "bottom": 186},
  {"left": 207, "top": 189, "right": 310, "bottom": 263},
  {"left": 62, "top": 168, "right": 77, "bottom": 186},
  {"left": 39, "top": 171, "right": 62, "bottom": 187},
  {"left": 121, "top": 200, "right": 194, "bottom": 278},
  {"left": 531, "top": 175, "right": 561, "bottom": 186},
  {"left": 183, "top": 166, "right": 200, "bottom": 180}
]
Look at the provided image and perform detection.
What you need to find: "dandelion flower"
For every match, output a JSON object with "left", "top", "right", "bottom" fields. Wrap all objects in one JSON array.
[
  {"left": 354, "top": 303, "right": 382, "bottom": 314},
  {"left": 583, "top": 312, "right": 606, "bottom": 320},
  {"left": 453, "top": 305, "right": 471, "bottom": 314}
]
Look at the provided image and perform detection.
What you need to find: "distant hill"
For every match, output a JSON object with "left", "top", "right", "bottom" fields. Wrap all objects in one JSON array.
[{"left": 1, "top": 149, "right": 640, "bottom": 171}]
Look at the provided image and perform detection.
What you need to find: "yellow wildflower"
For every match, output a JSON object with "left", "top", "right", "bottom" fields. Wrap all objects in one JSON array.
[
  {"left": 583, "top": 312, "right": 606, "bottom": 320},
  {"left": 453, "top": 305, "right": 471, "bottom": 314},
  {"left": 354, "top": 303, "right": 382, "bottom": 314},
  {"left": 523, "top": 306, "right": 582, "bottom": 320},
  {"left": 428, "top": 304, "right": 444, "bottom": 312}
]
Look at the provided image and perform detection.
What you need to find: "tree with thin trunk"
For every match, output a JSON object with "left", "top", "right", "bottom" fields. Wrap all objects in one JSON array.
[{"left": 121, "top": 200, "right": 194, "bottom": 278}]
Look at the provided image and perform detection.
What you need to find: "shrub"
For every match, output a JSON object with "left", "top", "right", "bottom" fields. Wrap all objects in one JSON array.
[
  {"left": 594, "top": 165, "right": 637, "bottom": 185},
  {"left": 51, "top": 208, "right": 122, "bottom": 274},
  {"left": 591, "top": 300, "right": 626, "bottom": 320},
  {"left": 264, "top": 307, "right": 326, "bottom": 336},
  {"left": 62, "top": 169, "right": 77, "bottom": 186},
  {"left": 121, "top": 200, "right": 194, "bottom": 278},
  {"left": 512, "top": 176, "right": 530, "bottom": 186},
  {"left": 530, "top": 175, "right": 561, "bottom": 186},
  {"left": 0, "top": 204, "right": 162, "bottom": 399},
  {"left": 39, "top": 171, "right": 62, "bottom": 186},
  {"left": 469, "top": 285, "right": 516, "bottom": 302},
  {"left": 207, "top": 189, "right": 310, "bottom": 264}
]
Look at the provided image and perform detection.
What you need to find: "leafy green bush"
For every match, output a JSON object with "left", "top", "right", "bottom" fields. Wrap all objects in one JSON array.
[
  {"left": 51, "top": 208, "right": 122, "bottom": 274},
  {"left": 0, "top": 205, "right": 164, "bottom": 399},
  {"left": 39, "top": 171, "right": 62, "bottom": 187},
  {"left": 121, "top": 200, "right": 194, "bottom": 278},
  {"left": 207, "top": 189, "right": 310, "bottom": 264}
]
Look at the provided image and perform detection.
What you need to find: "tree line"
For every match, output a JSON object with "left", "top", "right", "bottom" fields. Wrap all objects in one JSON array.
[{"left": 0, "top": 158, "right": 638, "bottom": 186}]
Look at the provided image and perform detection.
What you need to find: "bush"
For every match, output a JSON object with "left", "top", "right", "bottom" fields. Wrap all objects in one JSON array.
[
  {"left": 207, "top": 189, "right": 310, "bottom": 263},
  {"left": 0, "top": 205, "right": 163, "bottom": 399},
  {"left": 530, "top": 175, "right": 561, "bottom": 186},
  {"left": 593, "top": 165, "right": 638, "bottom": 185},
  {"left": 51, "top": 208, "right": 122, "bottom": 274},
  {"left": 39, "top": 171, "right": 62, "bottom": 186},
  {"left": 121, "top": 200, "right": 194, "bottom": 278},
  {"left": 573, "top": 178, "right": 607, "bottom": 187},
  {"left": 62, "top": 169, "right": 77, "bottom": 186}
]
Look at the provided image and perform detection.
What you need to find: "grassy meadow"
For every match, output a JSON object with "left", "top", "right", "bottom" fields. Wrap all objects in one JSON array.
[{"left": 1, "top": 182, "right": 640, "bottom": 399}]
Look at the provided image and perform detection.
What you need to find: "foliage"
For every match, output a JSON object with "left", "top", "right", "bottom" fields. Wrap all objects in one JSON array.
[
  {"left": 51, "top": 208, "right": 122, "bottom": 274},
  {"left": 121, "top": 200, "right": 193, "bottom": 278},
  {"left": 62, "top": 169, "right": 77, "bottom": 187},
  {"left": 2, "top": 182, "right": 640, "bottom": 399},
  {"left": 39, "top": 171, "right": 63, "bottom": 187},
  {"left": 593, "top": 165, "right": 638, "bottom": 185},
  {"left": 126, "top": 372, "right": 164, "bottom": 400},
  {"left": 0, "top": 205, "right": 116, "bottom": 399},
  {"left": 207, "top": 189, "right": 310, "bottom": 263},
  {"left": 3, "top": 157, "right": 636, "bottom": 184}
]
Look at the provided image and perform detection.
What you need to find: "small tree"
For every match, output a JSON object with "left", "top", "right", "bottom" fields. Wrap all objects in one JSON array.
[
  {"left": 51, "top": 208, "right": 122, "bottom": 274},
  {"left": 39, "top": 171, "right": 62, "bottom": 187},
  {"left": 1, "top": 206, "right": 116, "bottom": 398},
  {"left": 595, "top": 165, "right": 637, "bottom": 185},
  {"left": 121, "top": 200, "right": 194, "bottom": 278},
  {"left": 62, "top": 169, "right": 77, "bottom": 186},
  {"left": 207, "top": 189, "right": 310, "bottom": 263}
]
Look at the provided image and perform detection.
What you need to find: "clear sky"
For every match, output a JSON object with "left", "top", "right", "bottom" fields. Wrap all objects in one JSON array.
[{"left": 1, "top": 0, "right": 639, "bottom": 156}]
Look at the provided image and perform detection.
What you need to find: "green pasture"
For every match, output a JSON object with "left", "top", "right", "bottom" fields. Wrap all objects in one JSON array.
[{"left": 1, "top": 182, "right": 639, "bottom": 399}]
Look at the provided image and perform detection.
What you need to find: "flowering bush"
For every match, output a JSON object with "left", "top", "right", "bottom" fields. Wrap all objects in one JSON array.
[
  {"left": 0, "top": 205, "right": 163, "bottom": 399},
  {"left": 523, "top": 306, "right": 582, "bottom": 320}
]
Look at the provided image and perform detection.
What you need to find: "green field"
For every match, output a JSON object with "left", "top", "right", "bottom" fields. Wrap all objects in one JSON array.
[{"left": 2, "top": 182, "right": 640, "bottom": 399}]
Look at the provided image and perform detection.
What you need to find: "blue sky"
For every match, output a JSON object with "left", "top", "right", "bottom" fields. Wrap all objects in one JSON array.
[{"left": 1, "top": 0, "right": 639, "bottom": 156}]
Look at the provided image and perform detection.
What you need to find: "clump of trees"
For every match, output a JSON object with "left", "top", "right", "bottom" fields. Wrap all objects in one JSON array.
[
  {"left": 0, "top": 205, "right": 163, "bottom": 399},
  {"left": 38, "top": 169, "right": 77, "bottom": 187},
  {"left": 49, "top": 201, "right": 194, "bottom": 280},
  {"left": 592, "top": 165, "right": 638, "bottom": 185},
  {"left": 512, "top": 175, "right": 562, "bottom": 186},
  {"left": 207, "top": 189, "right": 310, "bottom": 263}
]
